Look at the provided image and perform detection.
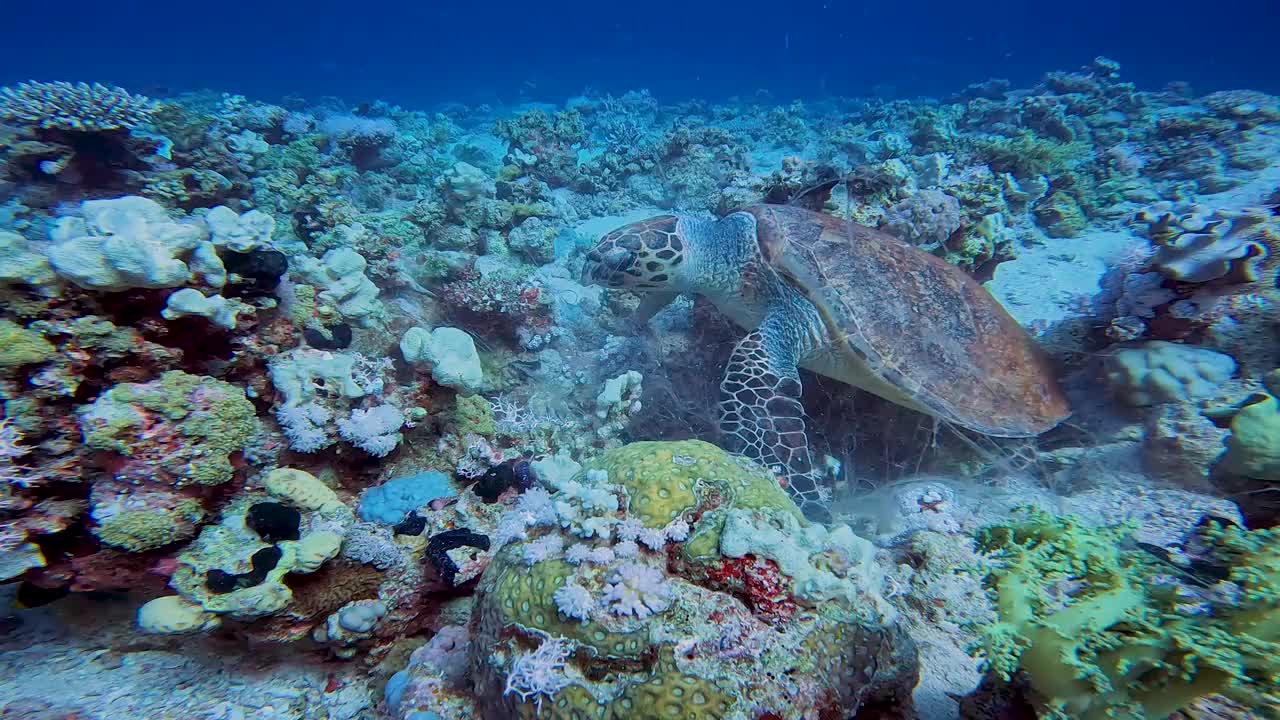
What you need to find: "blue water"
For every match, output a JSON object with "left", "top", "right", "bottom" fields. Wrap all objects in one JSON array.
[{"left": 6, "top": 0, "right": 1277, "bottom": 105}]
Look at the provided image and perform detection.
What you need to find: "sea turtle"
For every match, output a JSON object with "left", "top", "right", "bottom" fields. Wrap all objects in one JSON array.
[{"left": 582, "top": 205, "right": 1069, "bottom": 518}]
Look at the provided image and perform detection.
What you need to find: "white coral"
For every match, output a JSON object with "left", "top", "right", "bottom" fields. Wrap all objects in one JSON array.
[
  {"left": 0, "top": 417, "right": 31, "bottom": 487},
  {"left": 341, "top": 522, "right": 403, "bottom": 569},
  {"left": 637, "top": 528, "right": 667, "bottom": 551},
  {"left": 504, "top": 635, "right": 571, "bottom": 710},
  {"left": 553, "top": 581, "right": 595, "bottom": 621},
  {"left": 516, "top": 487, "right": 558, "bottom": 526},
  {"left": 586, "top": 546, "right": 617, "bottom": 564},
  {"left": 276, "top": 402, "right": 333, "bottom": 453},
  {"left": 602, "top": 563, "right": 674, "bottom": 618},
  {"left": 615, "top": 517, "right": 645, "bottom": 542},
  {"left": 664, "top": 519, "right": 690, "bottom": 542},
  {"left": 337, "top": 405, "right": 405, "bottom": 457},
  {"left": 564, "top": 543, "right": 592, "bottom": 565},
  {"left": 523, "top": 534, "right": 565, "bottom": 565}
]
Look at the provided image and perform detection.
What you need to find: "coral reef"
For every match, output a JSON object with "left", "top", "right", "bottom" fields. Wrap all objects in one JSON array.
[{"left": 0, "top": 53, "right": 1278, "bottom": 720}]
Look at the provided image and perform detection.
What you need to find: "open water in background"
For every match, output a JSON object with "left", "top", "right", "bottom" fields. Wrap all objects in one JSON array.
[{"left": 2, "top": 0, "right": 1277, "bottom": 106}]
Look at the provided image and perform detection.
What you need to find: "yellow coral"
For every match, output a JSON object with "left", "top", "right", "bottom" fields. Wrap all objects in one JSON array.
[
  {"left": 512, "top": 652, "right": 736, "bottom": 719},
  {"left": 140, "top": 488, "right": 353, "bottom": 634},
  {"left": 264, "top": 468, "right": 342, "bottom": 511},
  {"left": 293, "top": 530, "right": 342, "bottom": 573},
  {"left": 93, "top": 499, "right": 204, "bottom": 552},
  {"left": 202, "top": 580, "right": 293, "bottom": 618},
  {"left": 137, "top": 595, "right": 220, "bottom": 634},
  {"left": 0, "top": 319, "right": 55, "bottom": 371},
  {"left": 585, "top": 440, "right": 799, "bottom": 530}
]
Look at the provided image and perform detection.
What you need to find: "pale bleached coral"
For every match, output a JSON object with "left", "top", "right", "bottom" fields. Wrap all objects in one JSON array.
[
  {"left": 1135, "top": 202, "right": 1276, "bottom": 285},
  {"left": 1105, "top": 341, "right": 1236, "bottom": 406},
  {"left": 296, "top": 248, "right": 384, "bottom": 326}
]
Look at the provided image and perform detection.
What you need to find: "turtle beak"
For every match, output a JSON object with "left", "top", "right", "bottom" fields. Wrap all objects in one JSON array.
[{"left": 581, "top": 247, "right": 635, "bottom": 287}]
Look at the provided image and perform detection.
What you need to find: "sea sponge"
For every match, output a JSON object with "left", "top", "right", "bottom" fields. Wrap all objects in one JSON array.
[
  {"left": 1105, "top": 341, "right": 1236, "bottom": 406},
  {"left": 358, "top": 471, "right": 456, "bottom": 524}
]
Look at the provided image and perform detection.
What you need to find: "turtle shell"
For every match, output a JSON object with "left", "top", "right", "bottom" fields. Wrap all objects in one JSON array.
[{"left": 744, "top": 204, "right": 1069, "bottom": 437}]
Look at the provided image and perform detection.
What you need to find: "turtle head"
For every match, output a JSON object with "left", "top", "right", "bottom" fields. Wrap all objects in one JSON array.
[{"left": 582, "top": 215, "right": 690, "bottom": 292}]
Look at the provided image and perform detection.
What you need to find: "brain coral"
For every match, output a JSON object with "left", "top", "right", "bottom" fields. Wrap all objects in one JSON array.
[{"left": 395, "top": 440, "right": 918, "bottom": 720}]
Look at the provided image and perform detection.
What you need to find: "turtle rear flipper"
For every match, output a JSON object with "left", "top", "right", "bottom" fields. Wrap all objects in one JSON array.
[{"left": 719, "top": 310, "right": 829, "bottom": 521}]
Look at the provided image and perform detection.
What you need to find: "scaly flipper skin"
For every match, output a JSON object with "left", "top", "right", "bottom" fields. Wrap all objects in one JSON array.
[
  {"left": 719, "top": 312, "right": 829, "bottom": 520},
  {"left": 633, "top": 291, "right": 680, "bottom": 326}
]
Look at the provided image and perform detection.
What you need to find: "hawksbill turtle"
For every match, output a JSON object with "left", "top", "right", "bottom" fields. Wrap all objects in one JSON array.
[{"left": 583, "top": 204, "right": 1070, "bottom": 518}]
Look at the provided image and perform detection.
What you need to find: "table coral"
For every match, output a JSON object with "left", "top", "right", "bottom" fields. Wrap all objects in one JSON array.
[{"left": 0, "top": 81, "right": 158, "bottom": 132}]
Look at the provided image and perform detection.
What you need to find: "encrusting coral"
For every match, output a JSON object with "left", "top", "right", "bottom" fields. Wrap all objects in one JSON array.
[
  {"left": 136, "top": 467, "right": 351, "bottom": 634},
  {"left": 972, "top": 508, "right": 1278, "bottom": 720}
]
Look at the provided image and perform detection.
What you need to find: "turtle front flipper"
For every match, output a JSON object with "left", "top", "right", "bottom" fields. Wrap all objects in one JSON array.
[
  {"left": 719, "top": 313, "right": 828, "bottom": 521},
  {"left": 633, "top": 291, "right": 680, "bottom": 326}
]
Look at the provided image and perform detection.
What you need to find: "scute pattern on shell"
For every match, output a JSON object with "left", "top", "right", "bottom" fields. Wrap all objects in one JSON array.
[{"left": 746, "top": 205, "right": 1069, "bottom": 437}]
